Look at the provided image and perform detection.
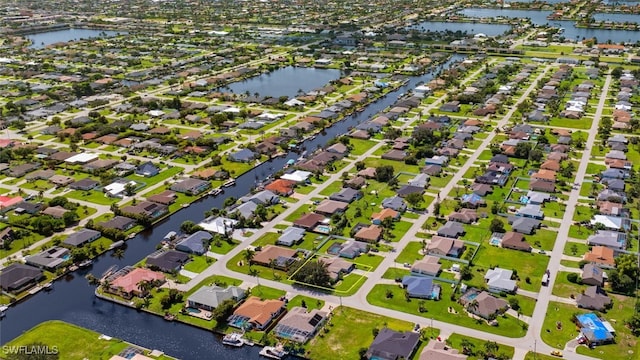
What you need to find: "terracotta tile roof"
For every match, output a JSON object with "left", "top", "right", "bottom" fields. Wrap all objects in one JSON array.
[{"left": 233, "top": 296, "right": 285, "bottom": 327}]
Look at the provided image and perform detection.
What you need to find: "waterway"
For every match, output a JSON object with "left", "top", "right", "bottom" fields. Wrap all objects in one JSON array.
[
  {"left": 459, "top": 8, "right": 640, "bottom": 43},
  {"left": 26, "top": 28, "right": 122, "bottom": 49},
  {"left": 409, "top": 21, "right": 512, "bottom": 37},
  {"left": 226, "top": 66, "right": 342, "bottom": 98},
  {"left": 593, "top": 12, "right": 640, "bottom": 23},
  {"left": 0, "top": 54, "right": 465, "bottom": 359}
]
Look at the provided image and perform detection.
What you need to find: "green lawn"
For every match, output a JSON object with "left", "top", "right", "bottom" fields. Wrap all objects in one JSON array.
[
  {"left": 349, "top": 139, "right": 379, "bottom": 155},
  {"left": 287, "top": 295, "right": 325, "bottom": 311},
  {"left": 305, "top": 306, "right": 413, "bottom": 360},
  {"left": 0, "top": 229, "right": 46, "bottom": 258},
  {"left": 381, "top": 267, "right": 411, "bottom": 280},
  {"left": 524, "top": 352, "right": 559, "bottom": 360},
  {"left": 367, "top": 283, "right": 528, "bottom": 338},
  {"left": 66, "top": 190, "right": 119, "bottom": 205},
  {"left": 183, "top": 256, "right": 215, "bottom": 273},
  {"left": 563, "top": 241, "right": 590, "bottom": 257},
  {"left": 352, "top": 253, "right": 384, "bottom": 271},
  {"left": 126, "top": 166, "right": 184, "bottom": 190},
  {"left": 395, "top": 241, "right": 424, "bottom": 264},
  {"left": 333, "top": 274, "right": 366, "bottom": 296},
  {"left": 446, "top": 333, "right": 515, "bottom": 360},
  {"left": 250, "top": 285, "right": 286, "bottom": 300},
  {"left": 209, "top": 239, "right": 239, "bottom": 254},
  {"left": 530, "top": 229, "right": 558, "bottom": 251},
  {"left": 471, "top": 244, "right": 549, "bottom": 292},
  {"left": 540, "top": 297, "right": 639, "bottom": 359},
  {"left": 2, "top": 320, "right": 129, "bottom": 360},
  {"left": 552, "top": 271, "right": 587, "bottom": 298}
]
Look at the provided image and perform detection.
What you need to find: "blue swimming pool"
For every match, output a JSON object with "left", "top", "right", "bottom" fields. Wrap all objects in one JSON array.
[
  {"left": 327, "top": 243, "right": 342, "bottom": 255},
  {"left": 315, "top": 224, "right": 331, "bottom": 233},
  {"left": 489, "top": 237, "right": 501, "bottom": 246},
  {"left": 186, "top": 307, "right": 201, "bottom": 314}
]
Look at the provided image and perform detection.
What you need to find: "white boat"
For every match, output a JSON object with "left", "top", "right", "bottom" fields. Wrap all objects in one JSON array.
[
  {"left": 109, "top": 240, "right": 125, "bottom": 250},
  {"left": 222, "top": 333, "right": 244, "bottom": 347},
  {"left": 78, "top": 259, "right": 93, "bottom": 268},
  {"left": 222, "top": 179, "right": 236, "bottom": 188},
  {"left": 43, "top": 282, "right": 53, "bottom": 291},
  {"left": 0, "top": 305, "right": 8, "bottom": 318},
  {"left": 211, "top": 188, "right": 223, "bottom": 196},
  {"left": 259, "top": 346, "right": 288, "bottom": 359}
]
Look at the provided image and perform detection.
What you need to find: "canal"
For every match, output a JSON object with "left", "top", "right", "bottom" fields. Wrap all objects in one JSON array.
[
  {"left": 26, "top": 28, "right": 122, "bottom": 49},
  {"left": 0, "top": 54, "right": 465, "bottom": 359}
]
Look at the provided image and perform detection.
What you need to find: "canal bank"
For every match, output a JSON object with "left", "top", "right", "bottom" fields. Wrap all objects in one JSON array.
[{"left": 0, "top": 54, "right": 465, "bottom": 359}]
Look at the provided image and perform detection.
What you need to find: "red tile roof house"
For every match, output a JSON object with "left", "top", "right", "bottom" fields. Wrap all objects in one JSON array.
[
  {"left": 354, "top": 225, "right": 383, "bottom": 243},
  {"left": 228, "top": 296, "right": 286, "bottom": 331},
  {"left": 107, "top": 267, "right": 165, "bottom": 299},
  {"left": 265, "top": 179, "right": 296, "bottom": 196}
]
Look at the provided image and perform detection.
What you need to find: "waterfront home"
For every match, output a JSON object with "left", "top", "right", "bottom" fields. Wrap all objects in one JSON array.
[
  {"left": 366, "top": 328, "right": 420, "bottom": 360},
  {"left": 227, "top": 296, "right": 285, "bottom": 330},
  {"left": 273, "top": 307, "right": 328, "bottom": 343},
  {"left": 108, "top": 267, "right": 165, "bottom": 299},
  {"left": 99, "top": 216, "right": 136, "bottom": 231},
  {"left": 198, "top": 216, "right": 237, "bottom": 235},
  {"left": 147, "top": 190, "right": 177, "bottom": 205},
  {"left": 62, "top": 229, "right": 102, "bottom": 248},
  {"left": 25, "top": 247, "right": 70, "bottom": 271},
  {"left": 122, "top": 201, "right": 168, "bottom": 220},
  {"left": 145, "top": 249, "right": 190, "bottom": 273},
  {"left": 170, "top": 178, "right": 211, "bottom": 195},
  {"left": 229, "top": 148, "right": 258, "bottom": 162},
  {"left": 175, "top": 231, "right": 212, "bottom": 255},
  {"left": 187, "top": 285, "right": 246, "bottom": 311},
  {"left": 484, "top": 268, "right": 517, "bottom": 293},
  {"left": 265, "top": 179, "right": 296, "bottom": 196},
  {"left": 0, "top": 263, "right": 44, "bottom": 293},
  {"left": 410, "top": 256, "right": 441, "bottom": 277}
]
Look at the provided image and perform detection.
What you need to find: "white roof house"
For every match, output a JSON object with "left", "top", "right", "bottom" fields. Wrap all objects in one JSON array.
[
  {"left": 484, "top": 267, "right": 517, "bottom": 293},
  {"left": 104, "top": 181, "right": 137, "bottom": 198},
  {"left": 281, "top": 170, "right": 312, "bottom": 183},
  {"left": 64, "top": 153, "right": 99, "bottom": 164},
  {"left": 148, "top": 110, "right": 164, "bottom": 117},
  {"left": 198, "top": 216, "right": 238, "bottom": 235}
]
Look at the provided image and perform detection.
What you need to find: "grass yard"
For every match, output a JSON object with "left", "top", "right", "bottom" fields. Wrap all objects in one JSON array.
[
  {"left": 66, "top": 190, "right": 119, "bottom": 205},
  {"left": 350, "top": 139, "right": 379, "bottom": 155},
  {"left": 381, "top": 267, "right": 411, "bottom": 280},
  {"left": 352, "top": 253, "right": 384, "bottom": 271},
  {"left": 333, "top": 274, "right": 366, "bottom": 296},
  {"left": 2, "top": 320, "right": 129, "bottom": 360},
  {"left": 524, "top": 352, "right": 558, "bottom": 360},
  {"left": 395, "top": 241, "right": 424, "bottom": 264},
  {"left": 250, "top": 285, "right": 286, "bottom": 300},
  {"left": 471, "top": 244, "right": 549, "bottom": 292},
  {"left": 287, "top": 295, "right": 325, "bottom": 311},
  {"left": 367, "top": 284, "right": 528, "bottom": 338},
  {"left": 183, "top": 256, "right": 215, "bottom": 273},
  {"left": 540, "top": 298, "right": 640, "bottom": 359},
  {"left": 531, "top": 229, "right": 558, "bottom": 251},
  {"left": 446, "top": 333, "right": 515, "bottom": 360},
  {"left": 552, "top": 271, "right": 587, "bottom": 298},
  {"left": 305, "top": 306, "right": 413, "bottom": 360},
  {"left": 563, "top": 241, "right": 590, "bottom": 257},
  {"left": 209, "top": 239, "right": 239, "bottom": 254}
]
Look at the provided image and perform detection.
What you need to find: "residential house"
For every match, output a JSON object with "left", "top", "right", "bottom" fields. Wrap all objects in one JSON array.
[
  {"left": 371, "top": 208, "right": 400, "bottom": 225},
  {"left": 69, "top": 178, "right": 100, "bottom": 191},
  {"left": 25, "top": 246, "right": 70, "bottom": 271},
  {"left": 354, "top": 225, "right": 383, "bottom": 243},
  {"left": 590, "top": 215, "right": 630, "bottom": 232},
  {"left": 418, "top": 340, "right": 468, "bottom": 360},
  {"left": 251, "top": 245, "right": 298, "bottom": 270},
  {"left": 437, "top": 221, "right": 465, "bottom": 238},
  {"left": 583, "top": 246, "right": 615, "bottom": 268},
  {"left": 265, "top": 179, "right": 296, "bottom": 196},
  {"left": 0, "top": 263, "right": 44, "bottom": 293},
  {"left": 175, "top": 231, "right": 212, "bottom": 255},
  {"left": 315, "top": 200, "right": 348, "bottom": 216},
  {"left": 396, "top": 185, "right": 424, "bottom": 198},
  {"left": 382, "top": 196, "right": 407, "bottom": 212},
  {"left": 108, "top": 267, "right": 165, "bottom": 299},
  {"left": 41, "top": 206, "right": 69, "bottom": 219},
  {"left": 147, "top": 190, "right": 177, "bottom": 205},
  {"left": 136, "top": 162, "right": 160, "bottom": 177},
  {"left": 146, "top": 250, "right": 190, "bottom": 273},
  {"left": 427, "top": 236, "right": 465, "bottom": 258},
  {"left": 229, "top": 148, "right": 258, "bottom": 162},
  {"left": 410, "top": 256, "right": 442, "bottom": 277},
  {"left": 485, "top": 268, "right": 517, "bottom": 293},
  {"left": 122, "top": 201, "right": 168, "bottom": 220},
  {"left": 329, "top": 188, "right": 362, "bottom": 203},
  {"left": 321, "top": 257, "right": 355, "bottom": 281},
  {"left": 516, "top": 204, "right": 544, "bottom": 219},
  {"left": 99, "top": 216, "right": 136, "bottom": 231},
  {"left": 293, "top": 213, "right": 325, "bottom": 230},
  {"left": 576, "top": 286, "right": 611, "bottom": 311},
  {"left": 402, "top": 276, "right": 441, "bottom": 300},
  {"left": 581, "top": 263, "right": 605, "bottom": 286},
  {"left": 366, "top": 328, "right": 420, "bottom": 360},
  {"left": 273, "top": 307, "right": 328, "bottom": 343},
  {"left": 500, "top": 232, "right": 532, "bottom": 252},
  {"left": 171, "top": 178, "right": 211, "bottom": 195},
  {"left": 277, "top": 226, "right": 306, "bottom": 247},
  {"left": 187, "top": 285, "right": 246, "bottom": 311},
  {"left": 334, "top": 241, "right": 369, "bottom": 259},
  {"left": 508, "top": 216, "right": 541, "bottom": 234},
  {"left": 228, "top": 296, "right": 285, "bottom": 330},
  {"left": 466, "top": 291, "right": 509, "bottom": 319}
]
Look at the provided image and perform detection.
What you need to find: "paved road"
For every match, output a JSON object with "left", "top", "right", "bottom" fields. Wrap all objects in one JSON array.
[{"left": 526, "top": 73, "right": 612, "bottom": 357}]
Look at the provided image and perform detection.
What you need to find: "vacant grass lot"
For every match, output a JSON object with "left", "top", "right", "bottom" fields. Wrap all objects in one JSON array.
[
  {"left": 446, "top": 333, "right": 515, "bottom": 360},
  {"left": 305, "top": 306, "right": 413, "bottom": 360},
  {"left": 2, "top": 321, "right": 129, "bottom": 360}
]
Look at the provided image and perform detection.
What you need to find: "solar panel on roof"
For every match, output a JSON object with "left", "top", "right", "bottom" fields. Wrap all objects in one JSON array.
[{"left": 309, "top": 314, "right": 323, "bottom": 326}]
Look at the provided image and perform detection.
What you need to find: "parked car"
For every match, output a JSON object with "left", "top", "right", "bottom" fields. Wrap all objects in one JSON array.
[{"left": 550, "top": 350, "right": 563, "bottom": 357}]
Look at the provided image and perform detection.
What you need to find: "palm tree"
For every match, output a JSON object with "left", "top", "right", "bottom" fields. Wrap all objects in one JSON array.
[
  {"left": 243, "top": 248, "right": 255, "bottom": 267},
  {"left": 467, "top": 299, "right": 479, "bottom": 315},
  {"left": 85, "top": 273, "right": 99, "bottom": 286},
  {"left": 460, "top": 339, "right": 475, "bottom": 355},
  {"left": 137, "top": 280, "right": 153, "bottom": 297}
]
